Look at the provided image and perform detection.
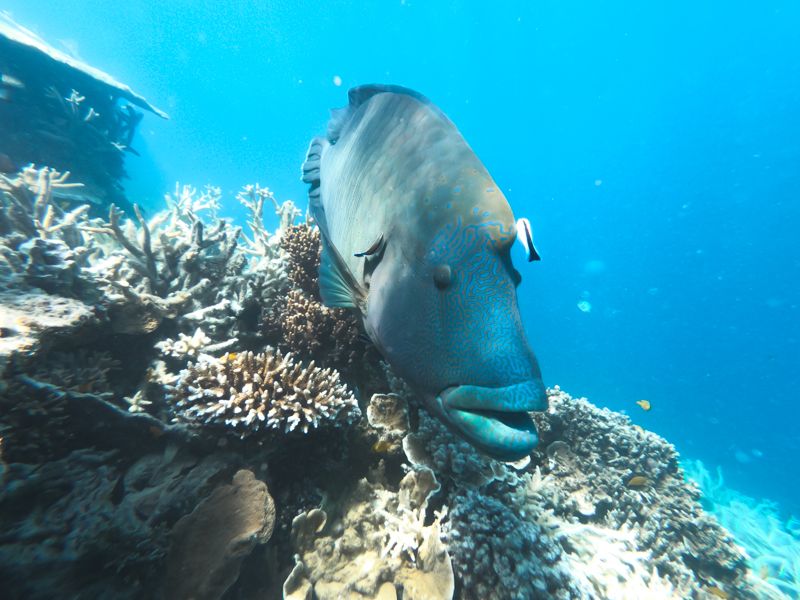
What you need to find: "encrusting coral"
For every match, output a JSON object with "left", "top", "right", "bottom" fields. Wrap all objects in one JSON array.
[{"left": 171, "top": 348, "right": 361, "bottom": 436}]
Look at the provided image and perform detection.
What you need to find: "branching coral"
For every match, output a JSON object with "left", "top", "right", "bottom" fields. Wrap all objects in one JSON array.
[
  {"left": 156, "top": 327, "right": 236, "bottom": 360},
  {"left": 0, "top": 165, "right": 95, "bottom": 294},
  {"left": 171, "top": 348, "right": 360, "bottom": 436},
  {"left": 83, "top": 184, "right": 241, "bottom": 328},
  {"left": 280, "top": 223, "right": 320, "bottom": 297},
  {"left": 276, "top": 288, "right": 381, "bottom": 378}
]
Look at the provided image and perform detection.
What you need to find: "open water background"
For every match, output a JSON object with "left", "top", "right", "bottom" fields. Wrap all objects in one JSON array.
[{"left": 5, "top": 0, "right": 799, "bottom": 516}]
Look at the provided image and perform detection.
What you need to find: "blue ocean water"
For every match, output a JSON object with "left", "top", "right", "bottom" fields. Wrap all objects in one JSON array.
[{"left": 5, "top": 0, "right": 798, "bottom": 521}]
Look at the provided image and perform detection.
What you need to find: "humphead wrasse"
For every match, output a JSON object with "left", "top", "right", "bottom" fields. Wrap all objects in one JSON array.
[{"left": 302, "top": 84, "right": 546, "bottom": 461}]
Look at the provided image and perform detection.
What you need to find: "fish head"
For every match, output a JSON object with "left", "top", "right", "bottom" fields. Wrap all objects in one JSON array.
[{"left": 364, "top": 179, "right": 547, "bottom": 461}]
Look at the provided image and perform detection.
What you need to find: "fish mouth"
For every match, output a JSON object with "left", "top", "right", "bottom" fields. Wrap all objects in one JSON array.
[{"left": 437, "top": 380, "right": 547, "bottom": 462}]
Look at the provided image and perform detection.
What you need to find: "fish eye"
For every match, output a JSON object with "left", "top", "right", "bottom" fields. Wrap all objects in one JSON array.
[{"left": 433, "top": 264, "right": 452, "bottom": 289}]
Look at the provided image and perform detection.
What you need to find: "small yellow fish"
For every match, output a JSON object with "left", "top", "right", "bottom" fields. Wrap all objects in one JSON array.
[
  {"left": 760, "top": 565, "right": 770, "bottom": 579},
  {"left": 706, "top": 585, "right": 729, "bottom": 599},
  {"left": 372, "top": 439, "right": 392, "bottom": 453},
  {"left": 636, "top": 399, "right": 651, "bottom": 411},
  {"left": 627, "top": 475, "right": 650, "bottom": 488}
]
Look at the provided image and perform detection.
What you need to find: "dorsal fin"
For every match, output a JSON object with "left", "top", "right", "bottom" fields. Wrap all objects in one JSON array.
[
  {"left": 327, "top": 84, "right": 445, "bottom": 143},
  {"left": 301, "top": 136, "right": 329, "bottom": 231}
]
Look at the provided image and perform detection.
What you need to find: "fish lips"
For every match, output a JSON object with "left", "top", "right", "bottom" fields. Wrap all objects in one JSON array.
[{"left": 437, "top": 379, "right": 548, "bottom": 462}]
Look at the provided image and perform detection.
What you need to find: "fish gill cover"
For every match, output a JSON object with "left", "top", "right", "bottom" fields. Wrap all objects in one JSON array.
[{"left": 0, "top": 3, "right": 798, "bottom": 600}]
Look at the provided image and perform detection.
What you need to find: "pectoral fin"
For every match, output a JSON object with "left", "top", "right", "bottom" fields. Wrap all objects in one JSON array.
[{"left": 318, "top": 232, "right": 368, "bottom": 311}]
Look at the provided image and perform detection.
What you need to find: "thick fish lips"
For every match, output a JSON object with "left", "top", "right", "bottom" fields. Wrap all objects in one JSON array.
[{"left": 438, "top": 380, "right": 548, "bottom": 461}]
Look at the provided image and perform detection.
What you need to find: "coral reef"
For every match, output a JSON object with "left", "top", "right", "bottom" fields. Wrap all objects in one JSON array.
[
  {"left": 685, "top": 459, "right": 800, "bottom": 598},
  {"left": 530, "top": 387, "right": 753, "bottom": 597},
  {"left": 0, "top": 167, "right": 772, "bottom": 600},
  {"left": 401, "top": 386, "right": 759, "bottom": 599},
  {"left": 171, "top": 348, "right": 361, "bottom": 436},
  {"left": 0, "top": 445, "right": 239, "bottom": 599}
]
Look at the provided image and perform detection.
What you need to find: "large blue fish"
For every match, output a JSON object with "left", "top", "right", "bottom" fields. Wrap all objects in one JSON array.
[{"left": 302, "top": 85, "right": 546, "bottom": 461}]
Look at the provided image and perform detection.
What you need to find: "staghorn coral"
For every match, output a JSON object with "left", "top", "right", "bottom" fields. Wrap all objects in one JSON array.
[
  {"left": 155, "top": 327, "right": 237, "bottom": 361},
  {"left": 83, "top": 183, "right": 243, "bottom": 333},
  {"left": 0, "top": 165, "right": 96, "bottom": 295},
  {"left": 280, "top": 223, "right": 320, "bottom": 297},
  {"left": 237, "top": 183, "right": 299, "bottom": 258},
  {"left": 171, "top": 348, "right": 360, "bottom": 436}
]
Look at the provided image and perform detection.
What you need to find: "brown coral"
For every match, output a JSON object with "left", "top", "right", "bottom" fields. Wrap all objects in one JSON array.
[
  {"left": 280, "top": 223, "right": 320, "bottom": 297},
  {"left": 173, "top": 348, "right": 360, "bottom": 435},
  {"left": 278, "top": 288, "right": 383, "bottom": 379}
]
